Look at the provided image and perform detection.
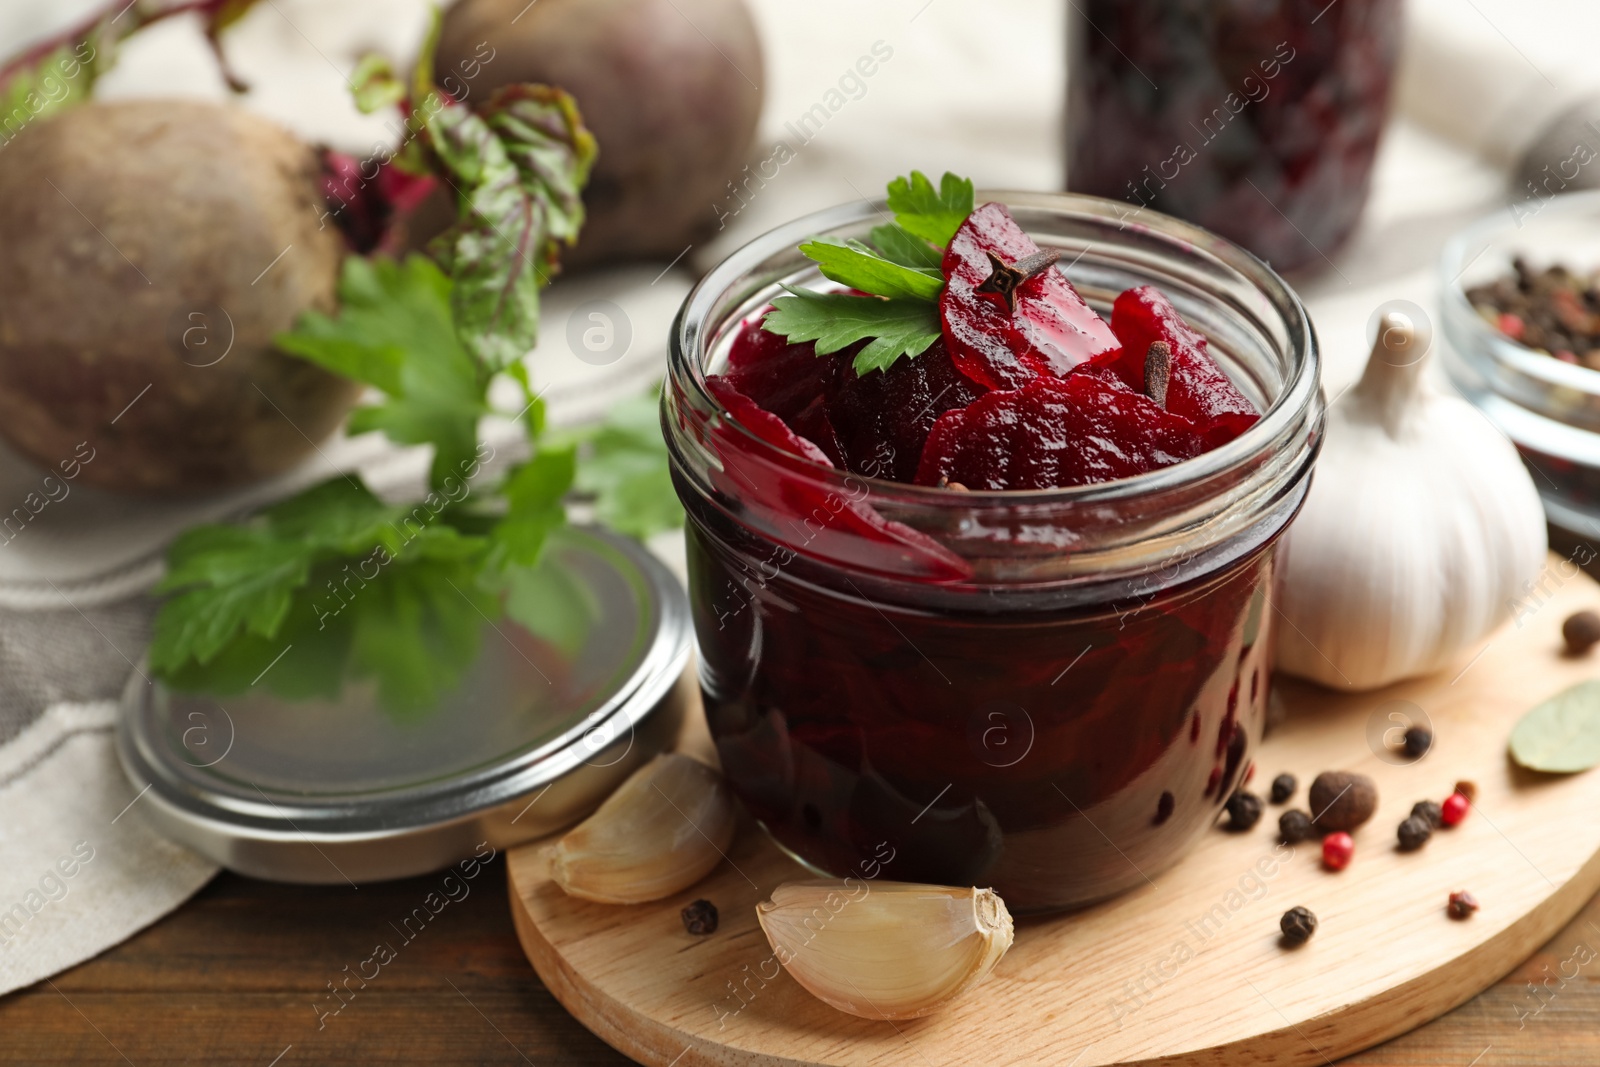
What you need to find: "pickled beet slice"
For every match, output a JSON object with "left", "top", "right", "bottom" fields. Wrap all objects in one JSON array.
[
  {"left": 914, "top": 371, "right": 1204, "bottom": 490},
  {"left": 787, "top": 394, "right": 848, "bottom": 468},
  {"left": 825, "top": 338, "right": 982, "bottom": 483},
  {"left": 725, "top": 314, "right": 841, "bottom": 425},
  {"left": 704, "top": 375, "right": 971, "bottom": 581},
  {"left": 940, "top": 203, "right": 1120, "bottom": 390},
  {"left": 1105, "top": 286, "right": 1259, "bottom": 447}
]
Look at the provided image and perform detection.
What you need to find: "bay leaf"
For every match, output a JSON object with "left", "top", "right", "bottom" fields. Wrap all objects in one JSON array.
[{"left": 1510, "top": 680, "right": 1600, "bottom": 773}]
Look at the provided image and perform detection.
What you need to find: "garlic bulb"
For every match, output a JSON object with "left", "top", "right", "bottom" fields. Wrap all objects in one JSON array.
[
  {"left": 757, "top": 880, "right": 1013, "bottom": 1020},
  {"left": 544, "top": 753, "right": 735, "bottom": 904},
  {"left": 1274, "top": 311, "right": 1547, "bottom": 690}
]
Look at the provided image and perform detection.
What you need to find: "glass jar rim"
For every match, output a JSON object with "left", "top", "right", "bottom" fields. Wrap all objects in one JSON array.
[{"left": 668, "top": 189, "right": 1322, "bottom": 507}]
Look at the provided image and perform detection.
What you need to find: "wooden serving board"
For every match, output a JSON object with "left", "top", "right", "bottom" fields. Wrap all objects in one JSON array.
[{"left": 508, "top": 553, "right": 1600, "bottom": 1067}]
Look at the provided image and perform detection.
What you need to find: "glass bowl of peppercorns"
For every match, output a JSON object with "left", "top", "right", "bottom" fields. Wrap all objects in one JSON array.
[{"left": 1441, "top": 190, "right": 1600, "bottom": 536}]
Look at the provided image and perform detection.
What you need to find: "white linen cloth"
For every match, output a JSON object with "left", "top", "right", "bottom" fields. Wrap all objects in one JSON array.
[{"left": 0, "top": 0, "right": 1590, "bottom": 997}]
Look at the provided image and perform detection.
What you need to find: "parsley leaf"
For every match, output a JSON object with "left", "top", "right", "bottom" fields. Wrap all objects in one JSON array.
[
  {"left": 345, "top": 554, "right": 495, "bottom": 716},
  {"left": 763, "top": 288, "right": 942, "bottom": 375},
  {"left": 150, "top": 474, "right": 501, "bottom": 713},
  {"left": 886, "top": 170, "right": 974, "bottom": 247},
  {"left": 490, "top": 443, "right": 576, "bottom": 567},
  {"left": 275, "top": 256, "right": 487, "bottom": 490},
  {"left": 151, "top": 528, "right": 312, "bottom": 674},
  {"left": 503, "top": 548, "right": 600, "bottom": 658},
  {"left": 572, "top": 390, "right": 683, "bottom": 539},
  {"left": 798, "top": 238, "right": 943, "bottom": 302},
  {"left": 869, "top": 224, "right": 943, "bottom": 270},
  {"left": 150, "top": 479, "right": 397, "bottom": 674}
]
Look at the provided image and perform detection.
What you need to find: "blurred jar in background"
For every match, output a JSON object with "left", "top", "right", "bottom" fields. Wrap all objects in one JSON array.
[{"left": 1066, "top": 0, "right": 1404, "bottom": 274}]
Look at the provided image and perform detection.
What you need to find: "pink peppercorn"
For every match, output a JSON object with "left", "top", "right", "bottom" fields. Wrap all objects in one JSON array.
[
  {"left": 1497, "top": 312, "right": 1525, "bottom": 340},
  {"left": 1441, "top": 792, "right": 1470, "bottom": 827},
  {"left": 1322, "top": 831, "right": 1354, "bottom": 871}
]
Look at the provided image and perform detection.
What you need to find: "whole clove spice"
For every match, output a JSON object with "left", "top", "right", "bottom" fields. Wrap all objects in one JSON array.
[{"left": 1144, "top": 341, "right": 1172, "bottom": 409}]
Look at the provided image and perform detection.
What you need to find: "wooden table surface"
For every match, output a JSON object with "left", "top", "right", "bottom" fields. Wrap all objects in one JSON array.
[
  {"left": 0, "top": 854, "right": 1597, "bottom": 1067},
  {"left": 8, "top": 529, "right": 1600, "bottom": 1065}
]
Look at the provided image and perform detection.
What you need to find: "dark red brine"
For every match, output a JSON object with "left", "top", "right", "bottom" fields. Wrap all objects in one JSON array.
[
  {"left": 1065, "top": 0, "right": 1403, "bottom": 273},
  {"left": 686, "top": 492, "right": 1274, "bottom": 910}
]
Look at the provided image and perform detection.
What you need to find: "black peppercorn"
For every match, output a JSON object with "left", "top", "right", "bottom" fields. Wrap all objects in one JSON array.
[
  {"left": 1280, "top": 905, "right": 1317, "bottom": 945},
  {"left": 1224, "top": 790, "right": 1263, "bottom": 831},
  {"left": 1411, "top": 799, "right": 1443, "bottom": 828},
  {"left": 1269, "top": 773, "right": 1296, "bottom": 804},
  {"left": 1564, "top": 610, "right": 1600, "bottom": 655},
  {"left": 681, "top": 899, "right": 719, "bottom": 936},
  {"left": 1397, "top": 814, "right": 1433, "bottom": 851},
  {"left": 1278, "top": 809, "right": 1314, "bottom": 843},
  {"left": 1402, "top": 726, "right": 1432, "bottom": 759}
]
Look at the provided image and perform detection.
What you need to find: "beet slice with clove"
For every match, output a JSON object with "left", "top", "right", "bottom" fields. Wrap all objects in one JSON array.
[
  {"left": 1104, "top": 285, "right": 1259, "bottom": 447},
  {"left": 939, "top": 203, "right": 1120, "bottom": 390}
]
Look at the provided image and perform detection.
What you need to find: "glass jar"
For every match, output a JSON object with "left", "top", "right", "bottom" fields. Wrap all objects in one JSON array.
[
  {"left": 1065, "top": 0, "right": 1404, "bottom": 274},
  {"left": 1441, "top": 191, "right": 1600, "bottom": 537},
  {"left": 663, "top": 192, "right": 1323, "bottom": 912}
]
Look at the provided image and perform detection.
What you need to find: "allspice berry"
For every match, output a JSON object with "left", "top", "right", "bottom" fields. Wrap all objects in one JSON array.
[
  {"left": 1280, "top": 905, "right": 1317, "bottom": 945},
  {"left": 1402, "top": 726, "right": 1432, "bottom": 759},
  {"left": 1308, "top": 770, "right": 1378, "bottom": 832},
  {"left": 1563, "top": 610, "right": 1600, "bottom": 655}
]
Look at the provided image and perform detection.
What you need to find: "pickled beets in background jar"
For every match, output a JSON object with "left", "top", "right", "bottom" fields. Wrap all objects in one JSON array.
[{"left": 1066, "top": 0, "right": 1404, "bottom": 273}]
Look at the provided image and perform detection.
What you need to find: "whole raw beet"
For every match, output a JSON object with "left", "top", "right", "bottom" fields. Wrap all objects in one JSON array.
[
  {"left": 0, "top": 99, "right": 356, "bottom": 494},
  {"left": 436, "top": 0, "right": 763, "bottom": 267}
]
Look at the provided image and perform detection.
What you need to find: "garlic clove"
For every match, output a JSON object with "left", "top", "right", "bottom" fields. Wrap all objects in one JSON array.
[
  {"left": 756, "top": 880, "right": 1014, "bottom": 1020},
  {"left": 545, "top": 753, "right": 735, "bottom": 904}
]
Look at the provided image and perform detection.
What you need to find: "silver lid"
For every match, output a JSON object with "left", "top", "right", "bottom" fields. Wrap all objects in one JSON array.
[{"left": 117, "top": 526, "right": 690, "bottom": 884}]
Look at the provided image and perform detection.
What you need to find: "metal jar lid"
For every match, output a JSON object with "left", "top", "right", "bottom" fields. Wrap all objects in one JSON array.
[{"left": 116, "top": 526, "right": 690, "bottom": 885}]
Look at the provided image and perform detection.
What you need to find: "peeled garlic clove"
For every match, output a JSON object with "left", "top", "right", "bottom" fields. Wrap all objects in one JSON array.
[
  {"left": 757, "top": 880, "right": 1013, "bottom": 1020},
  {"left": 546, "top": 753, "right": 734, "bottom": 904}
]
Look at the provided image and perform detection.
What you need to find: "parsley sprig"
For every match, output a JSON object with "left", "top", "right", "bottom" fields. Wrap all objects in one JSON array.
[
  {"left": 150, "top": 255, "right": 682, "bottom": 715},
  {"left": 762, "top": 170, "right": 972, "bottom": 374}
]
